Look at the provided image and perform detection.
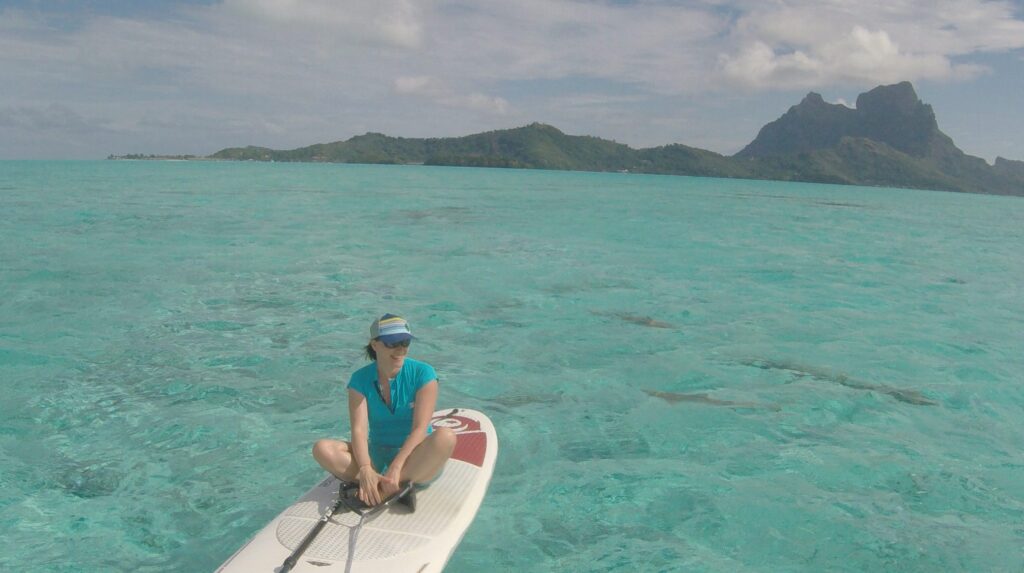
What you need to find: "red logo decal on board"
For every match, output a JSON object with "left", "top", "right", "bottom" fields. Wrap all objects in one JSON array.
[
  {"left": 431, "top": 414, "right": 480, "bottom": 434},
  {"left": 451, "top": 432, "right": 486, "bottom": 467}
]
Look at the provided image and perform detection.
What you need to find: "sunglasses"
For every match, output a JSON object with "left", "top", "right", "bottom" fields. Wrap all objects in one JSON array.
[{"left": 379, "top": 339, "right": 411, "bottom": 349}]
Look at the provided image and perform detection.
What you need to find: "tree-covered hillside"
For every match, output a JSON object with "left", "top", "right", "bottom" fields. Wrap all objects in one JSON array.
[{"left": 206, "top": 83, "right": 1023, "bottom": 196}]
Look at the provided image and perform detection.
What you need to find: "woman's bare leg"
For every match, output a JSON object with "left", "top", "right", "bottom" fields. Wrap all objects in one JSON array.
[
  {"left": 313, "top": 429, "right": 455, "bottom": 487},
  {"left": 312, "top": 439, "right": 360, "bottom": 481},
  {"left": 400, "top": 428, "right": 456, "bottom": 484}
]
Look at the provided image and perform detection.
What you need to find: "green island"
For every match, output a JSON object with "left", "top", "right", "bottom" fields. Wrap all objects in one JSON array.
[{"left": 116, "top": 82, "right": 1024, "bottom": 196}]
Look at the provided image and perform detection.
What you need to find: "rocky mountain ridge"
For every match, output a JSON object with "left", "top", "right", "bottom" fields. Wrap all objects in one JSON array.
[{"left": 205, "top": 82, "right": 1022, "bottom": 196}]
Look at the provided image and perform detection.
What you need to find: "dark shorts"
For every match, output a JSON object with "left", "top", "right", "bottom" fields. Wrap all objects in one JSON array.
[{"left": 369, "top": 443, "right": 401, "bottom": 474}]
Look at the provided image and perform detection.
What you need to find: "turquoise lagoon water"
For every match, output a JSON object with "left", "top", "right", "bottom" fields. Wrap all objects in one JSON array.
[{"left": 1, "top": 161, "right": 1022, "bottom": 572}]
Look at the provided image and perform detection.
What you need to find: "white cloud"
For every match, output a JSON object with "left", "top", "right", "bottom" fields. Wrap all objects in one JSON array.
[
  {"left": 718, "top": 1, "right": 1024, "bottom": 89},
  {"left": 5, "top": 1, "right": 1022, "bottom": 102},
  {"left": 1, "top": 1, "right": 1023, "bottom": 157},
  {"left": 0, "top": 104, "right": 113, "bottom": 133},
  {"left": 393, "top": 76, "right": 508, "bottom": 114},
  {"left": 464, "top": 92, "right": 509, "bottom": 114},
  {"left": 418, "top": 0, "right": 725, "bottom": 93},
  {"left": 394, "top": 76, "right": 445, "bottom": 97},
  {"left": 720, "top": 26, "right": 985, "bottom": 88},
  {"left": 214, "top": 0, "right": 424, "bottom": 49}
]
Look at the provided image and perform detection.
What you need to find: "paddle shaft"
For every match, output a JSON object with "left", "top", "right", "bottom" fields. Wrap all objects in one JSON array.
[
  {"left": 279, "top": 481, "right": 414, "bottom": 573},
  {"left": 342, "top": 482, "right": 416, "bottom": 573},
  {"left": 280, "top": 496, "right": 346, "bottom": 573}
]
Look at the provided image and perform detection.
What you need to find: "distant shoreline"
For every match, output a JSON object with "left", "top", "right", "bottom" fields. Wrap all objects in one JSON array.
[
  {"left": 107, "top": 154, "right": 207, "bottom": 161},
  {"left": 105, "top": 82, "right": 1024, "bottom": 197}
]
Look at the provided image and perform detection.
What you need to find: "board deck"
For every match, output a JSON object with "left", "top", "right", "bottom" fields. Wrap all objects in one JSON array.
[{"left": 217, "top": 408, "right": 497, "bottom": 573}]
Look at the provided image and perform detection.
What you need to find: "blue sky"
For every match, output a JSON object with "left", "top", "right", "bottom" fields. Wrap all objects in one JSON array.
[{"left": 1, "top": 0, "right": 1023, "bottom": 161}]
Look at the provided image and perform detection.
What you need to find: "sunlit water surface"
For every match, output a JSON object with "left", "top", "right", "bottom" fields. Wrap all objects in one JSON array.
[{"left": 1, "top": 161, "right": 1022, "bottom": 572}]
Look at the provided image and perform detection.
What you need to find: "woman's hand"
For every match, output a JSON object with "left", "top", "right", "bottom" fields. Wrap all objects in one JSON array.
[
  {"left": 357, "top": 466, "right": 383, "bottom": 506},
  {"left": 379, "top": 463, "right": 404, "bottom": 499}
]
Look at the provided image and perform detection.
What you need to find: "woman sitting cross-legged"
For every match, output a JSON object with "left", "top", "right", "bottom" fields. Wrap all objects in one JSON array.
[{"left": 312, "top": 313, "right": 456, "bottom": 506}]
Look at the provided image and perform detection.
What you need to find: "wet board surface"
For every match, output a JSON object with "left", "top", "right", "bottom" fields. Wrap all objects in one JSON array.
[{"left": 217, "top": 409, "right": 497, "bottom": 573}]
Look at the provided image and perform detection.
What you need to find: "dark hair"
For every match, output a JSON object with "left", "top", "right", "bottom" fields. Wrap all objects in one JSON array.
[{"left": 365, "top": 341, "right": 377, "bottom": 361}]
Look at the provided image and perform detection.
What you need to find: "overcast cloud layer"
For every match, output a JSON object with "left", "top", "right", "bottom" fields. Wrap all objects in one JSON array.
[{"left": 1, "top": 0, "right": 1023, "bottom": 160}]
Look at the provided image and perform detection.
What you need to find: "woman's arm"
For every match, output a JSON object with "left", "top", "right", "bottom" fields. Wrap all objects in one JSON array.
[
  {"left": 348, "top": 388, "right": 383, "bottom": 505},
  {"left": 381, "top": 380, "right": 438, "bottom": 490}
]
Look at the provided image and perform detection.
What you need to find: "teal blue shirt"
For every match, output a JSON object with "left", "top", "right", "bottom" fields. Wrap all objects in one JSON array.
[{"left": 347, "top": 358, "right": 437, "bottom": 447}]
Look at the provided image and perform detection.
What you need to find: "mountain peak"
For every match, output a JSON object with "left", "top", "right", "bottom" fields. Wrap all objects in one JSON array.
[
  {"left": 736, "top": 81, "right": 956, "bottom": 159},
  {"left": 522, "top": 122, "right": 564, "bottom": 134},
  {"left": 855, "top": 81, "right": 921, "bottom": 115},
  {"left": 735, "top": 91, "right": 856, "bottom": 158},
  {"left": 853, "top": 82, "right": 942, "bottom": 157},
  {"left": 799, "top": 92, "right": 827, "bottom": 106}
]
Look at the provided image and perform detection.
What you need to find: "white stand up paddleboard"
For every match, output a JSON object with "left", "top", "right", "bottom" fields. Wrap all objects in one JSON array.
[{"left": 217, "top": 408, "right": 497, "bottom": 573}]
